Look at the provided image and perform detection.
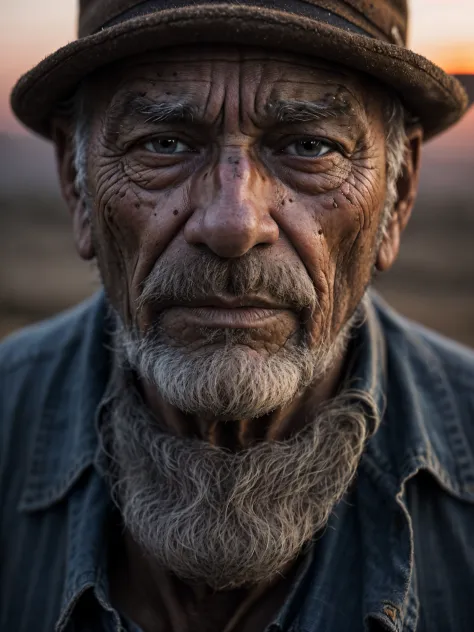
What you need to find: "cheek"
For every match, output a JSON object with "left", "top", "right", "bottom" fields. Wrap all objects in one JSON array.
[
  {"left": 331, "top": 163, "right": 386, "bottom": 305},
  {"left": 92, "top": 157, "right": 192, "bottom": 323},
  {"left": 274, "top": 161, "right": 385, "bottom": 338}
]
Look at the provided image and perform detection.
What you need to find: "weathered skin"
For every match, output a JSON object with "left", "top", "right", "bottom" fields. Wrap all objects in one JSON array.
[{"left": 53, "top": 45, "right": 422, "bottom": 632}]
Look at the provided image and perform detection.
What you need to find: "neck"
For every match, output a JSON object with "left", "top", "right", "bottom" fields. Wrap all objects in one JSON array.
[
  {"left": 139, "top": 350, "right": 347, "bottom": 449},
  {"left": 109, "top": 527, "right": 300, "bottom": 632}
]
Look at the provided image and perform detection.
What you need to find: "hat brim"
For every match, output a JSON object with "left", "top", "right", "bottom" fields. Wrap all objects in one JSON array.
[{"left": 10, "top": 4, "right": 469, "bottom": 140}]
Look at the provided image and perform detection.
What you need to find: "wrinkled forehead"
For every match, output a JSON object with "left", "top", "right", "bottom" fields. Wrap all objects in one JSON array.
[{"left": 85, "top": 45, "right": 386, "bottom": 124}]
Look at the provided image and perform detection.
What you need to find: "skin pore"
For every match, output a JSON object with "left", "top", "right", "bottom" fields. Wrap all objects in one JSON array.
[{"left": 53, "top": 45, "right": 422, "bottom": 632}]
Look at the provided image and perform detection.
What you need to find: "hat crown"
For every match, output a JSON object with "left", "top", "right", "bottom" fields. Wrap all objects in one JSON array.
[{"left": 79, "top": 0, "right": 408, "bottom": 45}]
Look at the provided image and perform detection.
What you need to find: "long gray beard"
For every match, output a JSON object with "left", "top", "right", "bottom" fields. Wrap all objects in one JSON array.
[{"left": 102, "top": 383, "right": 376, "bottom": 590}]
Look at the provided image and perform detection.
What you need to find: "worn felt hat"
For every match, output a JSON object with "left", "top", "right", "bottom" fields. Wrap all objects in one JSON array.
[{"left": 11, "top": 0, "right": 469, "bottom": 140}]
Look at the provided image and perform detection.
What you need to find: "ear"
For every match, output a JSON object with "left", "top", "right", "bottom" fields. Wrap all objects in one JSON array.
[
  {"left": 51, "top": 119, "right": 95, "bottom": 261},
  {"left": 376, "top": 125, "right": 423, "bottom": 272}
]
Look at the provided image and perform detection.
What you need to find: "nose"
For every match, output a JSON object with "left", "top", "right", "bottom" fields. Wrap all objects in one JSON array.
[{"left": 184, "top": 153, "right": 279, "bottom": 258}]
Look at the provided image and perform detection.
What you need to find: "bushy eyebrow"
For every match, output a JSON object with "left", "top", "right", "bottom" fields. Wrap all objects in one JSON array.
[
  {"left": 133, "top": 96, "right": 198, "bottom": 123},
  {"left": 105, "top": 93, "right": 199, "bottom": 134},
  {"left": 106, "top": 92, "right": 354, "bottom": 135},
  {"left": 268, "top": 99, "right": 351, "bottom": 124}
]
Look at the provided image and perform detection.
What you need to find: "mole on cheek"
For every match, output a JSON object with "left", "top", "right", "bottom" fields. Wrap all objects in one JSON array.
[{"left": 173, "top": 209, "right": 179, "bottom": 216}]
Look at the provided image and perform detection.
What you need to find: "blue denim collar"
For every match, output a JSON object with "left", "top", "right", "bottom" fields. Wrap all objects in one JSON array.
[
  {"left": 19, "top": 293, "right": 111, "bottom": 512},
  {"left": 365, "top": 294, "right": 474, "bottom": 505}
]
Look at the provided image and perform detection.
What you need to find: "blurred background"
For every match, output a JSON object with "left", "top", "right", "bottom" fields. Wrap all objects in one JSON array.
[{"left": 1, "top": 0, "right": 473, "bottom": 344}]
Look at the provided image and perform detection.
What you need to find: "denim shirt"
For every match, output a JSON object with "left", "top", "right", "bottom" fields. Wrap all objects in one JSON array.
[{"left": 1, "top": 291, "right": 474, "bottom": 632}]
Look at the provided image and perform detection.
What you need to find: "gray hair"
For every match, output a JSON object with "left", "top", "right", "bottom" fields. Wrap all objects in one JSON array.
[
  {"left": 53, "top": 87, "right": 90, "bottom": 200},
  {"left": 380, "top": 95, "right": 408, "bottom": 238},
  {"left": 67, "top": 84, "right": 408, "bottom": 234},
  {"left": 72, "top": 91, "right": 90, "bottom": 201}
]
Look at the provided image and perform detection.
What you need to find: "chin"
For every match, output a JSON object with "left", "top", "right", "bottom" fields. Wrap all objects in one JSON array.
[
  {"left": 119, "top": 326, "right": 317, "bottom": 419},
  {"left": 145, "top": 342, "right": 315, "bottom": 420},
  {"left": 116, "top": 306, "right": 353, "bottom": 419}
]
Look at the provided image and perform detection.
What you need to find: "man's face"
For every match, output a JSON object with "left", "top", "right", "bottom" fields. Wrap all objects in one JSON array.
[{"left": 66, "top": 46, "right": 400, "bottom": 419}]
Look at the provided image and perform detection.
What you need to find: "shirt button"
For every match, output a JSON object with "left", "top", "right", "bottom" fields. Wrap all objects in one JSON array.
[{"left": 383, "top": 603, "right": 398, "bottom": 622}]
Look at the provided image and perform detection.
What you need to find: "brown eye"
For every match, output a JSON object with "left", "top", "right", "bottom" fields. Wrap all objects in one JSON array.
[
  {"left": 144, "top": 138, "right": 191, "bottom": 154},
  {"left": 283, "top": 138, "right": 333, "bottom": 158}
]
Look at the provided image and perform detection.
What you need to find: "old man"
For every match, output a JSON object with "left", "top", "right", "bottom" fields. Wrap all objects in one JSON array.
[{"left": 1, "top": 1, "right": 473, "bottom": 631}]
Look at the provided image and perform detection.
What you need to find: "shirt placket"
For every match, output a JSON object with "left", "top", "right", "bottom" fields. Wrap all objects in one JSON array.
[{"left": 358, "top": 458, "right": 419, "bottom": 632}]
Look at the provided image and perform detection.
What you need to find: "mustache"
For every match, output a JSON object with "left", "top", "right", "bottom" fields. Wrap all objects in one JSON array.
[{"left": 137, "top": 249, "right": 318, "bottom": 313}]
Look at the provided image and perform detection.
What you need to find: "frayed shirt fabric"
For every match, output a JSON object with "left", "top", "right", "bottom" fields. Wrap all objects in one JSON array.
[{"left": 1, "top": 291, "right": 474, "bottom": 632}]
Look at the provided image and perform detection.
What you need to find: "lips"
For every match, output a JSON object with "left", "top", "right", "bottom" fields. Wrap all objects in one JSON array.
[
  {"left": 171, "top": 306, "right": 294, "bottom": 328},
  {"left": 163, "top": 295, "right": 292, "bottom": 310},
  {"left": 158, "top": 295, "right": 296, "bottom": 329}
]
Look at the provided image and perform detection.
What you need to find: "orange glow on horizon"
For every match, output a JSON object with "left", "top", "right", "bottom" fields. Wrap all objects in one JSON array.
[{"left": 417, "top": 43, "right": 474, "bottom": 75}]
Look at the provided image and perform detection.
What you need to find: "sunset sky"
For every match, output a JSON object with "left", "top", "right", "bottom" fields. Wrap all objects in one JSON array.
[{"left": 1, "top": 0, "right": 473, "bottom": 134}]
